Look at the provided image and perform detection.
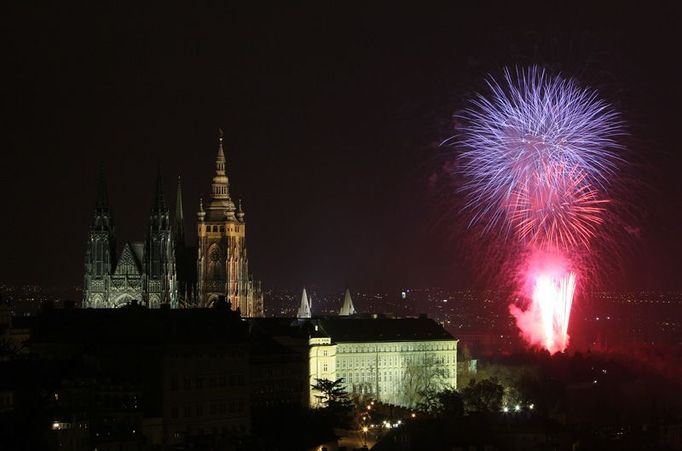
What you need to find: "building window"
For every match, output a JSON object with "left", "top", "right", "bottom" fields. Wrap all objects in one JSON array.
[{"left": 323, "top": 363, "right": 328, "bottom": 372}]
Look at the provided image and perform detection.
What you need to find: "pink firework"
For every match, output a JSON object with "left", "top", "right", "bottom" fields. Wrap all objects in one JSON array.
[
  {"left": 455, "top": 67, "right": 625, "bottom": 353},
  {"left": 508, "top": 164, "right": 608, "bottom": 249},
  {"left": 510, "top": 251, "right": 576, "bottom": 353}
]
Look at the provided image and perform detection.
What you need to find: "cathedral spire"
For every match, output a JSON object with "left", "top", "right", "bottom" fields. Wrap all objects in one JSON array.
[
  {"left": 211, "top": 129, "right": 230, "bottom": 201},
  {"left": 174, "top": 176, "right": 185, "bottom": 246},
  {"left": 206, "top": 128, "right": 235, "bottom": 220},
  {"left": 95, "top": 163, "right": 110, "bottom": 211},
  {"left": 216, "top": 128, "right": 226, "bottom": 176},
  {"left": 339, "top": 287, "right": 356, "bottom": 316},
  {"left": 297, "top": 287, "right": 312, "bottom": 319},
  {"left": 236, "top": 198, "right": 245, "bottom": 222},
  {"left": 92, "top": 163, "right": 114, "bottom": 232},
  {"left": 152, "top": 164, "right": 168, "bottom": 213}
]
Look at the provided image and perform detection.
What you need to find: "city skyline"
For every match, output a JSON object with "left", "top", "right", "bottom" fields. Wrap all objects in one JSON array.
[{"left": 2, "top": 4, "right": 682, "bottom": 294}]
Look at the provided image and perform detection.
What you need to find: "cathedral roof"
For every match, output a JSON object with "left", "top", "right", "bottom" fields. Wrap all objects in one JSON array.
[{"left": 113, "top": 242, "right": 143, "bottom": 276}]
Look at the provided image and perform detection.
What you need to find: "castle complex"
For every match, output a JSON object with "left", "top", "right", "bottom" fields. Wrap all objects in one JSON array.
[{"left": 83, "top": 131, "right": 264, "bottom": 316}]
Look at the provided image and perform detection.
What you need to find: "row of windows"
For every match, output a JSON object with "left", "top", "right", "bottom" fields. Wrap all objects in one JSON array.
[
  {"left": 337, "top": 353, "right": 455, "bottom": 368},
  {"left": 202, "top": 225, "right": 242, "bottom": 233},
  {"left": 342, "top": 368, "right": 455, "bottom": 384},
  {"left": 170, "top": 399, "right": 246, "bottom": 419},
  {"left": 170, "top": 374, "right": 246, "bottom": 391},
  {"left": 340, "top": 343, "right": 455, "bottom": 353}
]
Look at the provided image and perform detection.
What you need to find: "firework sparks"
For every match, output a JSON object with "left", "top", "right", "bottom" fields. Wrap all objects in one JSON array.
[{"left": 455, "top": 66, "right": 624, "bottom": 353}]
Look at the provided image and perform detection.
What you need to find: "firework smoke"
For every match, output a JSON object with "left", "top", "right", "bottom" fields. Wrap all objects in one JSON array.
[{"left": 456, "top": 66, "right": 624, "bottom": 353}]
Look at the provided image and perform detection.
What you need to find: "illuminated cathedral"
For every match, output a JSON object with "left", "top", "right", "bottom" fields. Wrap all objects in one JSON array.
[{"left": 83, "top": 131, "right": 264, "bottom": 316}]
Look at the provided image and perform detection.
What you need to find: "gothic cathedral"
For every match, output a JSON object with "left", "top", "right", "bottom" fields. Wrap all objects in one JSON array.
[{"left": 83, "top": 131, "right": 264, "bottom": 316}]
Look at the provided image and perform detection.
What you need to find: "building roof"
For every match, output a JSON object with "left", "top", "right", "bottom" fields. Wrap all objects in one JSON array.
[{"left": 316, "top": 317, "right": 454, "bottom": 343}]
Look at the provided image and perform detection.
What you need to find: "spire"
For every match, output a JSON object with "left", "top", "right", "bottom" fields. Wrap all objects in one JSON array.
[
  {"left": 297, "top": 287, "right": 312, "bottom": 319},
  {"left": 95, "top": 163, "right": 109, "bottom": 211},
  {"left": 236, "top": 198, "right": 245, "bottom": 222},
  {"left": 212, "top": 128, "right": 229, "bottom": 200},
  {"left": 174, "top": 176, "right": 185, "bottom": 246},
  {"left": 152, "top": 164, "right": 168, "bottom": 213},
  {"left": 206, "top": 128, "right": 235, "bottom": 220},
  {"left": 216, "top": 128, "right": 226, "bottom": 175},
  {"left": 91, "top": 163, "right": 114, "bottom": 232},
  {"left": 339, "top": 288, "right": 356, "bottom": 316},
  {"left": 197, "top": 197, "right": 206, "bottom": 222}
]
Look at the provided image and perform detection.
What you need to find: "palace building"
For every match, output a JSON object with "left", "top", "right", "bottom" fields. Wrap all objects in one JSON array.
[
  {"left": 260, "top": 289, "right": 458, "bottom": 409},
  {"left": 308, "top": 317, "right": 458, "bottom": 408},
  {"left": 83, "top": 131, "right": 264, "bottom": 316}
]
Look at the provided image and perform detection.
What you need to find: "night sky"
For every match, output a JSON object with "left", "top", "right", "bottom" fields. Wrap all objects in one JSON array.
[{"left": 2, "top": 3, "right": 681, "bottom": 293}]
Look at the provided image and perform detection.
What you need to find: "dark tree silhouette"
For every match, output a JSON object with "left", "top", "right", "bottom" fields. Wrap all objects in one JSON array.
[{"left": 461, "top": 378, "right": 504, "bottom": 413}]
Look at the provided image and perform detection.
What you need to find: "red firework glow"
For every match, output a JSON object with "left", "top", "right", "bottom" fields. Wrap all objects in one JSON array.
[
  {"left": 454, "top": 68, "right": 625, "bottom": 354},
  {"left": 510, "top": 251, "right": 576, "bottom": 353},
  {"left": 506, "top": 166, "right": 591, "bottom": 353}
]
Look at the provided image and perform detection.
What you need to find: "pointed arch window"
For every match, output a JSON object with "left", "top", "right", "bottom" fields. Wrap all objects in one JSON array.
[
  {"left": 208, "top": 244, "right": 224, "bottom": 279},
  {"left": 96, "top": 240, "right": 104, "bottom": 275}
]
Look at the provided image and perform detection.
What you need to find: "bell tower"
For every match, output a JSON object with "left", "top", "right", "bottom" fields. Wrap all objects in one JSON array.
[{"left": 197, "top": 130, "right": 262, "bottom": 315}]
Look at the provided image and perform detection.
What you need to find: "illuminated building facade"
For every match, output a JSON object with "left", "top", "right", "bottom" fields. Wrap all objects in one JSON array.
[
  {"left": 83, "top": 130, "right": 263, "bottom": 316},
  {"left": 308, "top": 317, "right": 458, "bottom": 408},
  {"left": 196, "top": 130, "right": 263, "bottom": 316},
  {"left": 83, "top": 168, "right": 178, "bottom": 308}
]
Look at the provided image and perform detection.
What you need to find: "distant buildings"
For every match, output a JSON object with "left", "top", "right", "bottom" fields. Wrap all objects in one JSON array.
[
  {"left": 294, "top": 287, "right": 459, "bottom": 407},
  {"left": 83, "top": 130, "right": 263, "bottom": 316},
  {"left": 1, "top": 291, "right": 462, "bottom": 448},
  {"left": 22, "top": 306, "right": 306, "bottom": 449}
]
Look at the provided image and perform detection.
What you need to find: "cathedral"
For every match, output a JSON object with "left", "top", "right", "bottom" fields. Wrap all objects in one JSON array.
[{"left": 83, "top": 131, "right": 264, "bottom": 316}]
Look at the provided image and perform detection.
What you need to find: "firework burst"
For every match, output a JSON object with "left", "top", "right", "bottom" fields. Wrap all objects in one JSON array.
[{"left": 454, "top": 66, "right": 625, "bottom": 353}]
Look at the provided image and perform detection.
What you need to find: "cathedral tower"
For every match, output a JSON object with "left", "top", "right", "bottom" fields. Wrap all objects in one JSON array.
[
  {"left": 83, "top": 165, "right": 116, "bottom": 307},
  {"left": 144, "top": 167, "right": 177, "bottom": 307},
  {"left": 197, "top": 130, "right": 263, "bottom": 316}
]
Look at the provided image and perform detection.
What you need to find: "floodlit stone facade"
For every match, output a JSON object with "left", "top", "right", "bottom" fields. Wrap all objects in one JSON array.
[{"left": 308, "top": 317, "right": 458, "bottom": 408}]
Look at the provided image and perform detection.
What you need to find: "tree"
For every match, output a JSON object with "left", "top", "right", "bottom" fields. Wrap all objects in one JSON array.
[
  {"left": 312, "top": 378, "right": 352, "bottom": 407},
  {"left": 402, "top": 353, "right": 450, "bottom": 407},
  {"left": 417, "top": 388, "right": 464, "bottom": 418},
  {"left": 311, "top": 378, "right": 354, "bottom": 428},
  {"left": 461, "top": 378, "right": 504, "bottom": 413}
]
